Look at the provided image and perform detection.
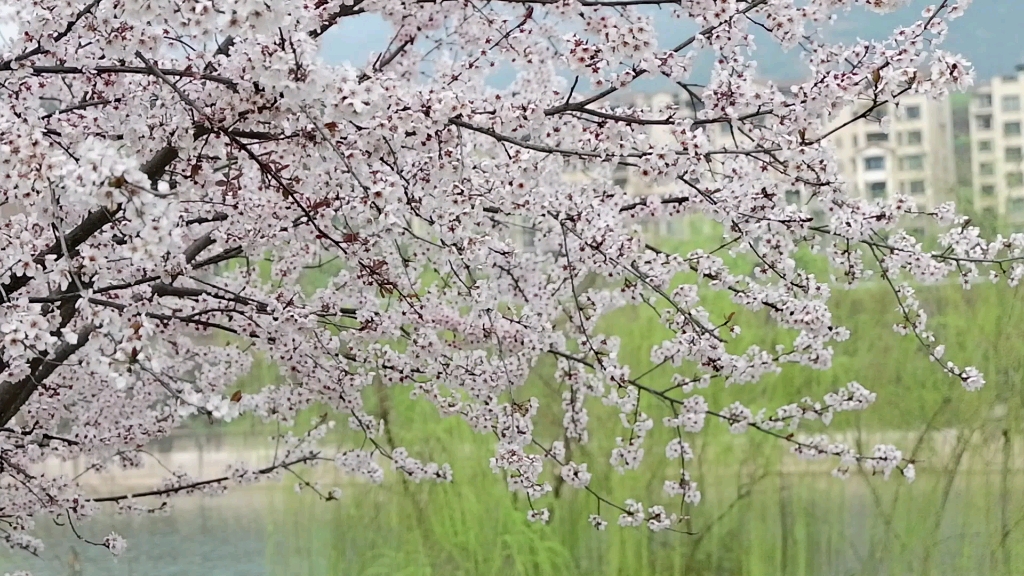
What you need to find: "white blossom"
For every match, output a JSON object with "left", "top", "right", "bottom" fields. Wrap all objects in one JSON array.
[
  {"left": 103, "top": 532, "right": 127, "bottom": 556},
  {"left": 527, "top": 508, "right": 550, "bottom": 524},
  {"left": 0, "top": 0, "right": 993, "bottom": 561}
]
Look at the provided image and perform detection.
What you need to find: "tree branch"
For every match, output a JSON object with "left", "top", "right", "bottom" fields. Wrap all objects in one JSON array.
[
  {"left": 89, "top": 453, "right": 328, "bottom": 503},
  {"left": 0, "top": 0, "right": 102, "bottom": 71},
  {"left": 310, "top": 1, "right": 367, "bottom": 39},
  {"left": 0, "top": 324, "right": 96, "bottom": 426},
  {"left": 0, "top": 146, "right": 178, "bottom": 304},
  {"left": 22, "top": 65, "right": 237, "bottom": 88}
]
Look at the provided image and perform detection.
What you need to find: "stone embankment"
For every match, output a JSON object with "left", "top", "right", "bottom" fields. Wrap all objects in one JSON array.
[
  {"left": 32, "top": 432, "right": 347, "bottom": 496},
  {"left": 30, "top": 427, "right": 1024, "bottom": 496}
]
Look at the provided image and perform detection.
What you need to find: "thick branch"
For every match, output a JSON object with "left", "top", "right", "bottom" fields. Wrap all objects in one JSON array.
[
  {"left": 0, "top": 324, "right": 95, "bottom": 426},
  {"left": 22, "top": 65, "right": 237, "bottom": 88},
  {"left": 310, "top": 1, "right": 367, "bottom": 39},
  {"left": 0, "top": 146, "right": 178, "bottom": 303}
]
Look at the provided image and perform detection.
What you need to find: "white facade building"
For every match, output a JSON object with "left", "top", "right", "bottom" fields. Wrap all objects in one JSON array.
[
  {"left": 829, "top": 94, "right": 956, "bottom": 211},
  {"left": 969, "top": 65, "right": 1024, "bottom": 225},
  {"left": 612, "top": 89, "right": 955, "bottom": 231}
]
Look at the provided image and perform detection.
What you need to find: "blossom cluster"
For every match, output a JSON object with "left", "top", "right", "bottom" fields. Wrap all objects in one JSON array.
[{"left": 0, "top": 0, "right": 997, "bottom": 564}]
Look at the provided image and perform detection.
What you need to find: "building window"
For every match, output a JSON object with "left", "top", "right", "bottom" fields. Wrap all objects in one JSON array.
[
  {"left": 866, "top": 132, "right": 889, "bottom": 143},
  {"left": 1010, "top": 198, "right": 1024, "bottom": 213},
  {"left": 977, "top": 115, "right": 993, "bottom": 130},
  {"left": 864, "top": 156, "right": 885, "bottom": 171},
  {"left": 978, "top": 140, "right": 993, "bottom": 152},
  {"left": 976, "top": 94, "right": 992, "bottom": 108},
  {"left": 1004, "top": 95, "right": 1022, "bottom": 112},
  {"left": 1008, "top": 172, "right": 1024, "bottom": 188},
  {"left": 869, "top": 182, "right": 887, "bottom": 198},
  {"left": 874, "top": 105, "right": 889, "bottom": 119},
  {"left": 785, "top": 190, "right": 801, "bottom": 204},
  {"left": 909, "top": 180, "right": 926, "bottom": 195},
  {"left": 522, "top": 228, "right": 536, "bottom": 250},
  {"left": 980, "top": 162, "right": 995, "bottom": 176},
  {"left": 833, "top": 137, "right": 842, "bottom": 149},
  {"left": 853, "top": 135, "right": 859, "bottom": 147},
  {"left": 613, "top": 166, "right": 628, "bottom": 188},
  {"left": 899, "top": 155, "right": 924, "bottom": 170},
  {"left": 904, "top": 105, "right": 921, "bottom": 119},
  {"left": 1007, "top": 147, "right": 1023, "bottom": 163},
  {"left": 982, "top": 185, "right": 996, "bottom": 196},
  {"left": 907, "top": 130, "right": 922, "bottom": 145},
  {"left": 1006, "top": 122, "right": 1023, "bottom": 137}
]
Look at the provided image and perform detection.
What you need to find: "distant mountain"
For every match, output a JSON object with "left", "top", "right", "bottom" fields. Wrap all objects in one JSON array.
[
  {"left": 635, "top": 0, "right": 1024, "bottom": 91},
  {"left": 320, "top": 0, "right": 1023, "bottom": 90},
  {"left": 750, "top": 0, "right": 1023, "bottom": 85}
]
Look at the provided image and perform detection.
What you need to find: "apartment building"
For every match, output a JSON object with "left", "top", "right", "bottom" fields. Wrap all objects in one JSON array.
[
  {"left": 969, "top": 65, "right": 1024, "bottom": 225},
  {"left": 608, "top": 91, "right": 709, "bottom": 239},
  {"left": 508, "top": 86, "right": 955, "bottom": 250},
  {"left": 827, "top": 93, "right": 956, "bottom": 212},
  {"left": 614, "top": 89, "right": 956, "bottom": 217},
  {"left": 610, "top": 91, "right": 694, "bottom": 197}
]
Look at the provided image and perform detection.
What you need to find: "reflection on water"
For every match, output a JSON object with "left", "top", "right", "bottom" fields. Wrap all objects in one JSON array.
[
  {"left": 1, "top": 472, "right": 1020, "bottom": 576},
  {"left": 1, "top": 491, "right": 272, "bottom": 576}
]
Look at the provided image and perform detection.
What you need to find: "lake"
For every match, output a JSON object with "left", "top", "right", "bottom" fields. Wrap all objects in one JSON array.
[{"left": 2, "top": 469, "right": 1019, "bottom": 576}]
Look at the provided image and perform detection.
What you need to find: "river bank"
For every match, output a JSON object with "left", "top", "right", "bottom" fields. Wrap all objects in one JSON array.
[{"left": 30, "top": 426, "right": 1024, "bottom": 496}]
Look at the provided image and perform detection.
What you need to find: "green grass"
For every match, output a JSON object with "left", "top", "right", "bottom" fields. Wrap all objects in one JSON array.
[
  {"left": 211, "top": 247, "right": 1024, "bottom": 439},
  {"left": 266, "top": 447, "right": 1024, "bottom": 576},
  {"left": 258, "top": 274, "right": 1024, "bottom": 574},
  {"left": 193, "top": 223, "right": 1024, "bottom": 575}
]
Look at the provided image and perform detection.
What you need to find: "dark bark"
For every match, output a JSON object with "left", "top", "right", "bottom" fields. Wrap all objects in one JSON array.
[
  {"left": 0, "top": 146, "right": 179, "bottom": 426},
  {"left": 0, "top": 146, "right": 178, "bottom": 303}
]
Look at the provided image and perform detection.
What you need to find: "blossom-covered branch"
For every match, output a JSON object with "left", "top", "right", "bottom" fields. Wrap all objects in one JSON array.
[{"left": 0, "top": 0, "right": 998, "bottom": 564}]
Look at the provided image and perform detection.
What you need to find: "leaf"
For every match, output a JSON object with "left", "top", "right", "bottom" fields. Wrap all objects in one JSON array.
[
  {"left": 230, "top": 390, "right": 243, "bottom": 403},
  {"left": 871, "top": 68, "right": 881, "bottom": 85}
]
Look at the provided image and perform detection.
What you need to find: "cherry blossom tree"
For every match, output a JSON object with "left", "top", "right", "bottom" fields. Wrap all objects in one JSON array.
[{"left": 0, "top": 0, "right": 1003, "bottom": 564}]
